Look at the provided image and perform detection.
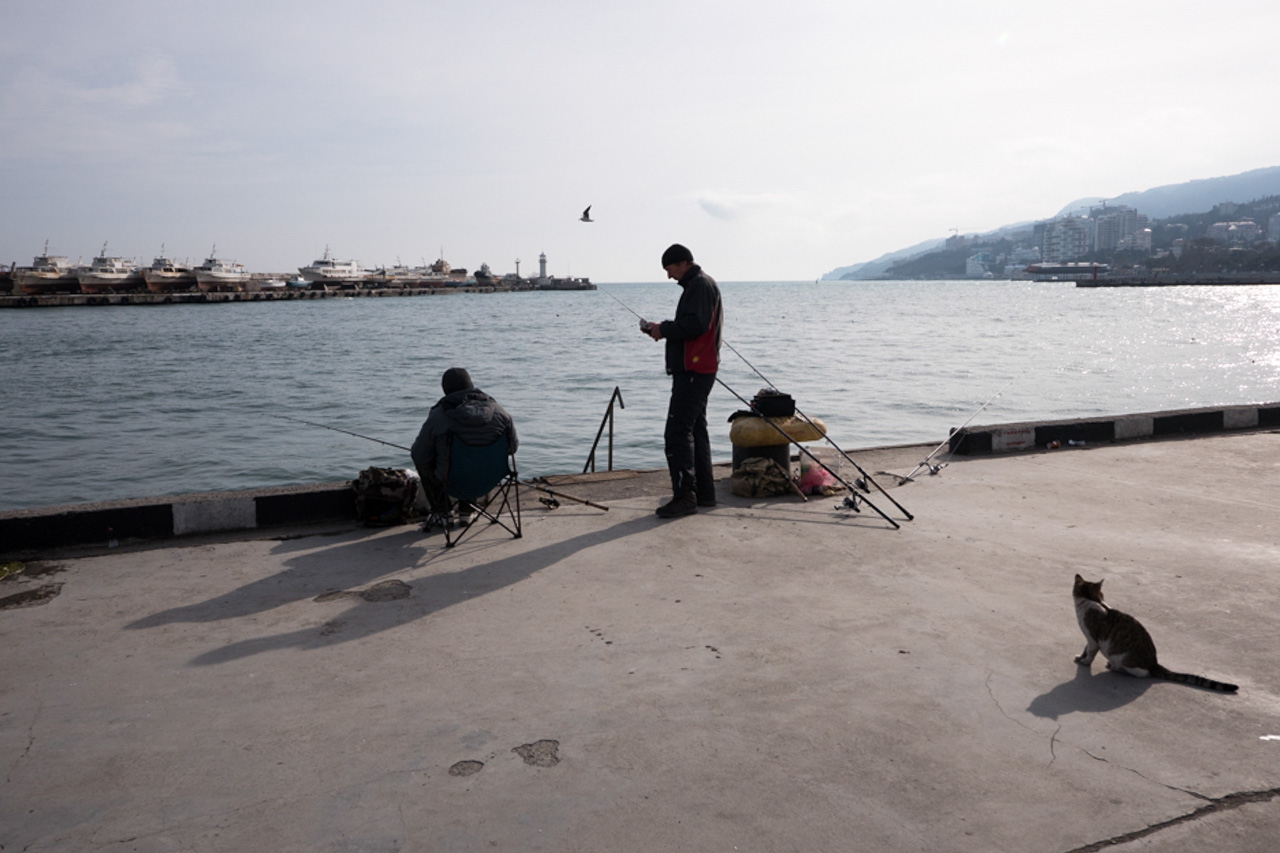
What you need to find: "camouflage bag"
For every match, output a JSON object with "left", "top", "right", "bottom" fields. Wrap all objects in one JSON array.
[{"left": 353, "top": 467, "right": 420, "bottom": 526}]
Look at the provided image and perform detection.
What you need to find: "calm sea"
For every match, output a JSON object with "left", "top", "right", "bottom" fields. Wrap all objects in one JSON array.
[{"left": 2, "top": 280, "right": 1279, "bottom": 512}]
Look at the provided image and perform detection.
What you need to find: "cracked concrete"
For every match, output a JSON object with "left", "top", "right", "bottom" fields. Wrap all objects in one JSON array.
[
  {"left": 1064, "top": 787, "right": 1280, "bottom": 852},
  {"left": 1, "top": 435, "right": 1278, "bottom": 851}
]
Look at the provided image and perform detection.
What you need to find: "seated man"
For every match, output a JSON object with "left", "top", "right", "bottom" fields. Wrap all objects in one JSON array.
[{"left": 411, "top": 367, "right": 518, "bottom": 526}]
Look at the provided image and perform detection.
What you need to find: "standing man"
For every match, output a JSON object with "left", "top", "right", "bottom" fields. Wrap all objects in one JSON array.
[{"left": 640, "top": 243, "right": 723, "bottom": 518}]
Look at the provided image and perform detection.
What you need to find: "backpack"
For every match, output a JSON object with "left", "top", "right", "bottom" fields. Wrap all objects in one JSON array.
[{"left": 353, "top": 467, "right": 420, "bottom": 526}]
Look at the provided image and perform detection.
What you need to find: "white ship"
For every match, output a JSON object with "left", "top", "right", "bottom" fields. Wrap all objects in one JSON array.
[
  {"left": 77, "top": 243, "right": 144, "bottom": 294},
  {"left": 14, "top": 242, "right": 81, "bottom": 295},
  {"left": 298, "top": 247, "right": 369, "bottom": 283},
  {"left": 141, "top": 246, "right": 197, "bottom": 293},
  {"left": 194, "top": 247, "right": 251, "bottom": 292}
]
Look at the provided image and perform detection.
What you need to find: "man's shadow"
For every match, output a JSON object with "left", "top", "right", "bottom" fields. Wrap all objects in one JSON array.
[
  {"left": 127, "top": 513, "right": 656, "bottom": 666},
  {"left": 1027, "top": 664, "right": 1153, "bottom": 720}
]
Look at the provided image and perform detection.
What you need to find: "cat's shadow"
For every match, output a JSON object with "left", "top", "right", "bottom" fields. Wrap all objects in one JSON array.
[{"left": 1027, "top": 664, "right": 1153, "bottom": 720}]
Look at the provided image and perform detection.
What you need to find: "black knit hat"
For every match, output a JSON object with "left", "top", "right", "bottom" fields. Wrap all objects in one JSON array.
[
  {"left": 441, "top": 367, "right": 474, "bottom": 395},
  {"left": 661, "top": 243, "right": 694, "bottom": 267}
]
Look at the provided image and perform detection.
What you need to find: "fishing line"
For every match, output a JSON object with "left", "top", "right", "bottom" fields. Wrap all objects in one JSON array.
[
  {"left": 601, "top": 285, "right": 910, "bottom": 525},
  {"left": 268, "top": 414, "right": 608, "bottom": 510},
  {"left": 897, "top": 373, "right": 1020, "bottom": 482}
]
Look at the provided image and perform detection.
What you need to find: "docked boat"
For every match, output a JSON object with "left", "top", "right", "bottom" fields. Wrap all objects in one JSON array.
[
  {"left": 368, "top": 259, "right": 419, "bottom": 286},
  {"left": 194, "top": 247, "right": 251, "bottom": 292},
  {"left": 141, "top": 246, "right": 197, "bottom": 292},
  {"left": 78, "top": 244, "right": 144, "bottom": 293},
  {"left": 298, "top": 247, "right": 369, "bottom": 283},
  {"left": 402, "top": 257, "right": 455, "bottom": 288},
  {"left": 14, "top": 242, "right": 82, "bottom": 295}
]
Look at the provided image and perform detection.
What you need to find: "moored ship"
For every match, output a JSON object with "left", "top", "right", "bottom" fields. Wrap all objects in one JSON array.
[
  {"left": 194, "top": 247, "right": 251, "bottom": 292},
  {"left": 298, "top": 247, "right": 369, "bottom": 283},
  {"left": 15, "top": 242, "right": 82, "bottom": 295},
  {"left": 142, "top": 246, "right": 197, "bottom": 292},
  {"left": 78, "top": 243, "right": 144, "bottom": 293}
]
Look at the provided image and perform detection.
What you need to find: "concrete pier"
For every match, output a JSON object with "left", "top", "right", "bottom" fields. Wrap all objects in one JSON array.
[{"left": 2, "top": 416, "right": 1278, "bottom": 852}]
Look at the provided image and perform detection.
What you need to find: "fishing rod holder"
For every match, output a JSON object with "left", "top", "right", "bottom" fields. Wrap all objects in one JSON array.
[{"left": 583, "top": 386, "right": 626, "bottom": 474}]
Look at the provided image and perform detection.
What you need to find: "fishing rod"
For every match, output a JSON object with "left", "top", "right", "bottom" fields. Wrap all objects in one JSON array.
[
  {"left": 720, "top": 340, "right": 913, "bottom": 522},
  {"left": 270, "top": 414, "right": 411, "bottom": 451},
  {"left": 601, "top": 285, "right": 647, "bottom": 322},
  {"left": 270, "top": 413, "right": 609, "bottom": 511},
  {"left": 713, "top": 377, "right": 900, "bottom": 530},
  {"left": 898, "top": 374, "right": 1019, "bottom": 483},
  {"left": 603, "top": 285, "right": 906, "bottom": 528}
]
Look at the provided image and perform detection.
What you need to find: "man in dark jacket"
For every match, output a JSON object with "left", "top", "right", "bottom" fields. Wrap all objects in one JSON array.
[
  {"left": 411, "top": 367, "right": 518, "bottom": 523},
  {"left": 641, "top": 244, "right": 723, "bottom": 518}
]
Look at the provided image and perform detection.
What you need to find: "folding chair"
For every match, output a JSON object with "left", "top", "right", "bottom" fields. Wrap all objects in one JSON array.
[{"left": 444, "top": 433, "right": 522, "bottom": 548}]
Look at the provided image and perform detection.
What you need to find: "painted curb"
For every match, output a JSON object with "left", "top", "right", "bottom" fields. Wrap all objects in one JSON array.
[
  {"left": 948, "top": 402, "right": 1280, "bottom": 456},
  {"left": 1, "top": 482, "right": 356, "bottom": 557}
]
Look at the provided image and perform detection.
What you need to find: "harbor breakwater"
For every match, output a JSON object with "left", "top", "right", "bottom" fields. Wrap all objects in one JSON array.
[
  {"left": 4, "top": 403, "right": 1276, "bottom": 557},
  {"left": 0, "top": 280, "right": 592, "bottom": 308}
]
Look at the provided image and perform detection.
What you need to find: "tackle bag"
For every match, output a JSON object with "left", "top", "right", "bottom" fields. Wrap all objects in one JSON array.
[
  {"left": 751, "top": 388, "right": 795, "bottom": 418},
  {"left": 730, "top": 456, "right": 795, "bottom": 498},
  {"left": 353, "top": 467, "right": 420, "bottom": 526}
]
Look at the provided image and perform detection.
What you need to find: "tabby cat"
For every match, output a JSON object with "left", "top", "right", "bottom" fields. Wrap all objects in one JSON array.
[{"left": 1072, "top": 574, "right": 1238, "bottom": 692}]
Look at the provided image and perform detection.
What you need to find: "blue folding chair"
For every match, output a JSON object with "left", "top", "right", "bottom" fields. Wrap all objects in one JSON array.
[{"left": 444, "top": 433, "right": 522, "bottom": 547}]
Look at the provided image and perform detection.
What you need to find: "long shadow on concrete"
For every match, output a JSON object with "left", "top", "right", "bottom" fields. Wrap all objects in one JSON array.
[
  {"left": 125, "top": 527, "right": 431, "bottom": 629},
  {"left": 127, "top": 513, "right": 656, "bottom": 666},
  {"left": 1027, "top": 666, "right": 1152, "bottom": 720}
]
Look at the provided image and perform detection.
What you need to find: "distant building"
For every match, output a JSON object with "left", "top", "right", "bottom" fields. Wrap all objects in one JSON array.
[
  {"left": 1118, "top": 228, "right": 1153, "bottom": 253},
  {"left": 1269, "top": 213, "right": 1280, "bottom": 244},
  {"left": 1090, "top": 205, "right": 1149, "bottom": 254},
  {"left": 1042, "top": 217, "right": 1092, "bottom": 263},
  {"left": 966, "top": 252, "right": 994, "bottom": 278},
  {"left": 1208, "top": 221, "right": 1261, "bottom": 245},
  {"left": 1010, "top": 246, "right": 1041, "bottom": 264}
]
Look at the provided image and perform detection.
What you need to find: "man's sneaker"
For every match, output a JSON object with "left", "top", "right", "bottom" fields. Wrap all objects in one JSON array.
[
  {"left": 696, "top": 493, "right": 717, "bottom": 507},
  {"left": 655, "top": 493, "right": 698, "bottom": 518}
]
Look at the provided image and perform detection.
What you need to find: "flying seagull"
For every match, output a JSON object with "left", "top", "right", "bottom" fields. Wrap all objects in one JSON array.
[{"left": 580, "top": 205, "right": 593, "bottom": 222}]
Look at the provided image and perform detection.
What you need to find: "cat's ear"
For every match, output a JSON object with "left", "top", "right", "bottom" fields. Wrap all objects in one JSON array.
[{"left": 1074, "top": 573, "right": 1084, "bottom": 583}]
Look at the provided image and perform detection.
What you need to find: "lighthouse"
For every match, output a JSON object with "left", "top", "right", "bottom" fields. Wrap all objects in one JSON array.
[{"left": 539, "top": 252, "right": 547, "bottom": 282}]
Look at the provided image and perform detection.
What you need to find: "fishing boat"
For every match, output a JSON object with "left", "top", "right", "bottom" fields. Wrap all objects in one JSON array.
[
  {"left": 194, "top": 247, "right": 251, "bottom": 292},
  {"left": 14, "top": 242, "right": 82, "bottom": 295},
  {"left": 298, "top": 247, "right": 369, "bottom": 283},
  {"left": 78, "top": 243, "right": 144, "bottom": 293},
  {"left": 141, "top": 246, "right": 197, "bottom": 292}
]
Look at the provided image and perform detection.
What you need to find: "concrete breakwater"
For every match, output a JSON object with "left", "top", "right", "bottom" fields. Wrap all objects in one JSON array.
[
  {"left": 1075, "top": 273, "right": 1280, "bottom": 287},
  {"left": 3, "top": 402, "right": 1276, "bottom": 557},
  {"left": 0, "top": 280, "right": 593, "bottom": 309}
]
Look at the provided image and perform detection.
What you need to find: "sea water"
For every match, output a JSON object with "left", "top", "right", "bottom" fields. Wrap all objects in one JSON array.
[{"left": 2, "top": 280, "right": 1279, "bottom": 512}]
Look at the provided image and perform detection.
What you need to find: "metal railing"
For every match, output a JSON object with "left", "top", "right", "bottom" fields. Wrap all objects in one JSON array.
[{"left": 583, "top": 386, "right": 625, "bottom": 473}]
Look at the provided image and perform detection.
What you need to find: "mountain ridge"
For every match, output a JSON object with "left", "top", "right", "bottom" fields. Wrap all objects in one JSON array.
[{"left": 825, "top": 165, "right": 1280, "bottom": 280}]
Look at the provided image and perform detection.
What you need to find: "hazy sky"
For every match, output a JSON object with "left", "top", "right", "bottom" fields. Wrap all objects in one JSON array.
[{"left": 3, "top": 1, "right": 1278, "bottom": 281}]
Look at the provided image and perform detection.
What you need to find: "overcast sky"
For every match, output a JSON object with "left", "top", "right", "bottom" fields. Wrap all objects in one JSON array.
[{"left": 3, "top": 1, "right": 1278, "bottom": 282}]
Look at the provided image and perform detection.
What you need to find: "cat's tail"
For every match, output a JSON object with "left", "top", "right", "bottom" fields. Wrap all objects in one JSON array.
[{"left": 1152, "top": 664, "right": 1238, "bottom": 692}]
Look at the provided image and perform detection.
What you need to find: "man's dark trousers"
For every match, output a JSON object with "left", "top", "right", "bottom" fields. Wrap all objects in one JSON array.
[{"left": 664, "top": 371, "right": 716, "bottom": 499}]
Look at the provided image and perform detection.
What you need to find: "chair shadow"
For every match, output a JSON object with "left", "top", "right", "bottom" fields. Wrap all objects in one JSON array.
[
  {"left": 1026, "top": 665, "right": 1154, "bottom": 720},
  {"left": 126, "top": 512, "right": 657, "bottom": 667}
]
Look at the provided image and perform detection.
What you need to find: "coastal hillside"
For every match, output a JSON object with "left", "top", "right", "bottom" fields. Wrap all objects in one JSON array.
[{"left": 825, "top": 165, "right": 1280, "bottom": 281}]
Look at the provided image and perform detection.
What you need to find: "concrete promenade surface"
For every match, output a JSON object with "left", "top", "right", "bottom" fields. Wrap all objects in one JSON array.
[{"left": 2, "top": 433, "right": 1278, "bottom": 852}]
